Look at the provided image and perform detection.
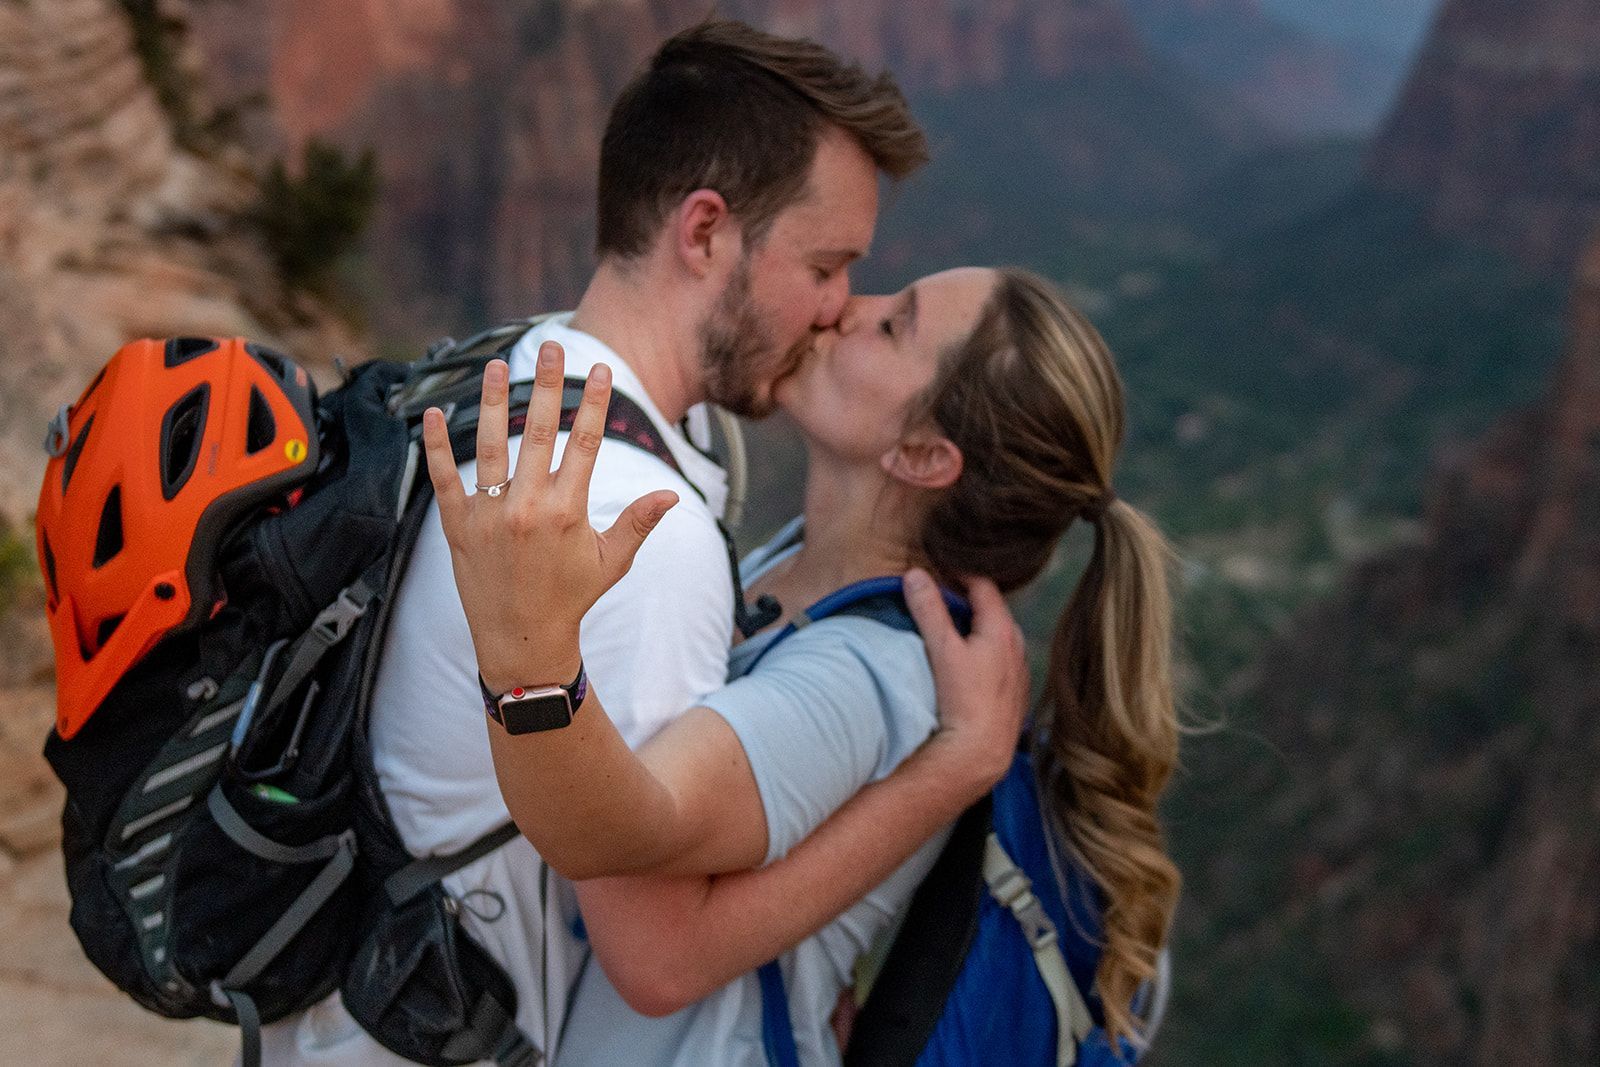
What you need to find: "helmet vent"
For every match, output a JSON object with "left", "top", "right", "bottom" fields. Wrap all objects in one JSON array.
[
  {"left": 245, "top": 342, "right": 288, "bottom": 378},
  {"left": 61, "top": 413, "right": 95, "bottom": 494},
  {"left": 246, "top": 386, "right": 276, "bottom": 454},
  {"left": 93, "top": 485, "right": 124, "bottom": 568},
  {"left": 161, "top": 384, "right": 210, "bottom": 500},
  {"left": 165, "top": 338, "right": 219, "bottom": 368},
  {"left": 95, "top": 613, "right": 125, "bottom": 653},
  {"left": 42, "top": 533, "right": 58, "bottom": 603}
]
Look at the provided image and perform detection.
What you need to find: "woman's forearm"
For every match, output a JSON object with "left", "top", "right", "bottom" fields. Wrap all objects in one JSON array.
[
  {"left": 487, "top": 656, "right": 769, "bottom": 880},
  {"left": 487, "top": 668, "right": 684, "bottom": 879},
  {"left": 579, "top": 731, "right": 991, "bottom": 1015}
]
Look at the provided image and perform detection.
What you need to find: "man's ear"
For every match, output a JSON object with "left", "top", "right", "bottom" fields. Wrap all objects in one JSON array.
[
  {"left": 674, "top": 189, "right": 739, "bottom": 278},
  {"left": 882, "top": 431, "right": 963, "bottom": 491}
]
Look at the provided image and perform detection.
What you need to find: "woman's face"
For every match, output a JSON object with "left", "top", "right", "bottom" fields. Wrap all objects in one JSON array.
[{"left": 775, "top": 267, "right": 998, "bottom": 467}]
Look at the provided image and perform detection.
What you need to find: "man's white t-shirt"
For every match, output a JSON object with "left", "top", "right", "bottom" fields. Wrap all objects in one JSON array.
[{"left": 258, "top": 315, "right": 735, "bottom": 1065}]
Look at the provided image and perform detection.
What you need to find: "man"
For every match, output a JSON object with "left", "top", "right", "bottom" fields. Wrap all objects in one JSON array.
[{"left": 262, "top": 19, "right": 1023, "bottom": 1064}]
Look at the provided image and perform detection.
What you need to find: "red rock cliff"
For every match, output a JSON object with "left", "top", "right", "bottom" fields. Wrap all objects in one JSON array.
[
  {"left": 1368, "top": 0, "right": 1600, "bottom": 274},
  {"left": 1201, "top": 239, "right": 1600, "bottom": 1062},
  {"left": 0, "top": 0, "right": 365, "bottom": 524},
  {"left": 186, "top": 0, "right": 1149, "bottom": 338}
]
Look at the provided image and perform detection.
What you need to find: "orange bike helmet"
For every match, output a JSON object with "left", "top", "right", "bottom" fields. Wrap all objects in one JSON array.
[{"left": 37, "top": 337, "right": 319, "bottom": 739}]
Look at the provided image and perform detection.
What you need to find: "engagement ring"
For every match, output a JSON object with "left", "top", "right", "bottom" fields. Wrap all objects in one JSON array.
[{"left": 475, "top": 480, "right": 512, "bottom": 497}]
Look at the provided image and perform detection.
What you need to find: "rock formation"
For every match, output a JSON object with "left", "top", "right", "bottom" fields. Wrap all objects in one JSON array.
[
  {"left": 184, "top": 0, "right": 1153, "bottom": 339},
  {"left": 0, "top": 0, "right": 365, "bottom": 524},
  {"left": 1368, "top": 0, "right": 1600, "bottom": 274},
  {"left": 1126, "top": 0, "right": 1414, "bottom": 134},
  {"left": 1184, "top": 238, "right": 1600, "bottom": 1062}
]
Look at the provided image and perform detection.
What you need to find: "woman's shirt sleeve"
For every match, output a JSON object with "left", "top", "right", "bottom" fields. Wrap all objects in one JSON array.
[{"left": 698, "top": 616, "right": 937, "bottom": 865}]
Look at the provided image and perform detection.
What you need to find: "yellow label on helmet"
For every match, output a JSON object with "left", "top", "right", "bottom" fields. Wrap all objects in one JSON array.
[{"left": 285, "top": 439, "right": 307, "bottom": 463}]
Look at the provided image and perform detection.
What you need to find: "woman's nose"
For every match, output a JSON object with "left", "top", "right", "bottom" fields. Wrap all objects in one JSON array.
[{"left": 837, "top": 294, "right": 887, "bottom": 335}]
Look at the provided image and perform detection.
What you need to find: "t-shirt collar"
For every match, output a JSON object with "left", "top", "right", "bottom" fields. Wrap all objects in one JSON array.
[{"left": 505, "top": 313, "right": 729, "bottom": 519}]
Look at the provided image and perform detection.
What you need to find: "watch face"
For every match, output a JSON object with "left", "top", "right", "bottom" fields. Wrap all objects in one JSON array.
[{"left": 499, "top": 689, "right": 574, "bottom": 734}]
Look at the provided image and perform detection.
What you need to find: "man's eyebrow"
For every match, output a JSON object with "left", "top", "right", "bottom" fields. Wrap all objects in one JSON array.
[
  {"left": 905, "top": 283, "right": 919, "bottom": 337},
  {"left": 816, "top": 248, "right": 865, "bottom": 265}
]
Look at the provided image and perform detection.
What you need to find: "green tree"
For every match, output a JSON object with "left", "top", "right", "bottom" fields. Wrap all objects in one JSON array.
[{"left": 255, "top": 139, "right": 380, "bottom": 291}]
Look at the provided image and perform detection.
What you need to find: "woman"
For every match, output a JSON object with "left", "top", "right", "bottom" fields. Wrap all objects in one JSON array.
[{"left": 422, "top": 266, "right": 1181, "bottom": 1063}]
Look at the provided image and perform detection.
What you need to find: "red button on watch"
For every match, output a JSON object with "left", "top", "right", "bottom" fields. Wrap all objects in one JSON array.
[{"left": 480, "top": 662, "right": 588, "bottom": 734}]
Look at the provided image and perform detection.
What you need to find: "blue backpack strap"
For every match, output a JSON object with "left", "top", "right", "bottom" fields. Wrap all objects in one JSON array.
[{"left": 756, "top": 575, "right": 971, "bottom": 1067}]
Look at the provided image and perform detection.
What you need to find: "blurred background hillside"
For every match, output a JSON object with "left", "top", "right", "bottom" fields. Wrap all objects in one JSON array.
[{"left": 1, "top": 1, "right": 1596, "bottom": 1063}]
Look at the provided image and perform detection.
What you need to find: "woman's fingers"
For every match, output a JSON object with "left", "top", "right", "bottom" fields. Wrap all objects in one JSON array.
[
  {"left": 964, "top": 577, "right": 1021, "bottom": 649},
  {"left": 474, "top": 359, "right": 511, "bottom": 491},
  {"left": 555, "top": 362, "right": 612, "bottom": 504},
  {"left": 510, "top": 341, "right": 567, "bottom": 500},
  {"left": 909, "top": 568, "right": 1027, "bottom": 789},
  {"left": 598, "top": 490, "right": 678, "bottom": 586},
  {"left": 903, "top": 567, "right": 957, "bottom": 655},
  {"left": 422, "top": 406, "right": 468, "bottom": 523}
]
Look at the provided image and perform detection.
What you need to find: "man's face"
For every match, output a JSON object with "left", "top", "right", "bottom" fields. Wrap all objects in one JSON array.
[{"left": 699, "top": 128, "right": 879, "bottom": 417}]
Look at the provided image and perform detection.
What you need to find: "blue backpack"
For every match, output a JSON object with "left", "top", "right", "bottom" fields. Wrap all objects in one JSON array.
[{"left": 752, "top": 577, "right": 1163, "bottom": 1066}]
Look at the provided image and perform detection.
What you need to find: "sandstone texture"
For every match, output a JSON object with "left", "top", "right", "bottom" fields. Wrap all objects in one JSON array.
[
  {"left": 1203, "top": 239, "right": 1600, "bottom": 1062},
  {"left": 0, "top": 0, "right": 366, "bottom": 525},
  {"left": 1368, "top": 0, "right": 1600, "bottom": 274},
  {"left": 185, "top": 0, "right": 1150, "bottom": 339}
]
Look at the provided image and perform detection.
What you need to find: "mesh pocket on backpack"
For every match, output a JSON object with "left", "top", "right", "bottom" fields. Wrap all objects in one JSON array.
[
  {"left": 342, "top": 884, "right": 526, "bottom": 1067},
  {"left": 166, "top": 774, "right": 360, "bottom": 1023}
]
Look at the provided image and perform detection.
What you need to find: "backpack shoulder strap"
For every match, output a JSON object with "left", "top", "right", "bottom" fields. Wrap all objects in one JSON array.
[
  {"left": 839, "top": 796, "right": 993, "bottom": 1067},
  {"left": 746, "top": 576, "right": 973, "bottom": 673},
  {"left": 982, "top": 833, "right": 1094, "bottom": 1067},
  {"left": 755, "top": 576, "right": 973, "bottom": 1066}
]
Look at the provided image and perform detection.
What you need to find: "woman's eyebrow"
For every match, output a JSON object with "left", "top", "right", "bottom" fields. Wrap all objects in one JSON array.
[{"left": 905, "top": 284, "right": 919, "bottom": 338}]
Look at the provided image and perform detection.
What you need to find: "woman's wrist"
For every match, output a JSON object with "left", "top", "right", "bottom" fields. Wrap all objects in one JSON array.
[
  {"left": 922, "top": 725, "right": 1013, "bottom": 806},
  {"left": 479, "top": 642, "right": 583, "bottom": 699}
]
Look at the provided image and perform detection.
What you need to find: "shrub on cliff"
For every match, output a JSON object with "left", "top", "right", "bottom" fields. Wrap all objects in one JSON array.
[
  {"left": 0, "top": 519, "right": 34, "bottom": 619},
  {"left": 254, "top": 140, "right": 380, "bottom": 292}
]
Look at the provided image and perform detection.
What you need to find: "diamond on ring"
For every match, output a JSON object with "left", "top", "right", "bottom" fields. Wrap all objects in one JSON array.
[{"left": 476, "top": 480, "right": 511, "bottom": 497}]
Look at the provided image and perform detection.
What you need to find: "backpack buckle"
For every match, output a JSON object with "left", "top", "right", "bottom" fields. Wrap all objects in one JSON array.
[
  {"left": 1010, "top": 894, "right": 1060, "bottom": 953},
  {"left": 989, "top": 866, "right": 1060, "bottom": 952},
  {"left": 311, "top": 585, "right": 371, "bottom": 645}
]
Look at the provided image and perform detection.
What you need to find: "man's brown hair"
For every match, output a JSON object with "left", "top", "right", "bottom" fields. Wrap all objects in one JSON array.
[{"left": 597, "top": 19, "right": 927, "bottom": 259}]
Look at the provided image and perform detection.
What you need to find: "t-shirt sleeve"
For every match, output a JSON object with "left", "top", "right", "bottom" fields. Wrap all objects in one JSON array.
[{"left": 700, "top": 618, "right": 936, "bottom": 865}]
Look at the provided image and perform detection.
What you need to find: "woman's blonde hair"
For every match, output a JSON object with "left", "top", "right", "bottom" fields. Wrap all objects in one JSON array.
[{"left": 912, "top": 268, "right": 1180, "bottom": 1045}]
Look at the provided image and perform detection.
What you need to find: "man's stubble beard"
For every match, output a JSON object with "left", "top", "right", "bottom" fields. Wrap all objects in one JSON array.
[{"left": 699, "top": 257, "right": 811, "bottom": 420}]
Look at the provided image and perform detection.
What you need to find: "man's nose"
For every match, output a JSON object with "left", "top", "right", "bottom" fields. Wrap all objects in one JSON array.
[{"left": 813, "top": 271, "right": 852, "bottom": 329}]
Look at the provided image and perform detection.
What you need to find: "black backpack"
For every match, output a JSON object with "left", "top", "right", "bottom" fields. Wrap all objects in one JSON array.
[{"left": 44, "top": 321, "right": 701, "bottom": 1067}]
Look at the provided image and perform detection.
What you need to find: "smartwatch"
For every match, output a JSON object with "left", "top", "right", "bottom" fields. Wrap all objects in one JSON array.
[{"left": 480, "top": 662, "right": 588, "bottom": 734}]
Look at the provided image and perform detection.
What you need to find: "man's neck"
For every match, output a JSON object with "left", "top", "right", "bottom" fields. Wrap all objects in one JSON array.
[{"left": 567, "top": 260, "right": 704, "bottom": 424}]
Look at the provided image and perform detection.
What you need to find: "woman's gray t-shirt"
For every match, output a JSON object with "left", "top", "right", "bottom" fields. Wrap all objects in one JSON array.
[{"left": 555, "top": 519, "right": 951, "bottom": 1066}]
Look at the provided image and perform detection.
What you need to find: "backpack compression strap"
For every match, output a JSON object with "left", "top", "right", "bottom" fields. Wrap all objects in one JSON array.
[{"left": 982, "top": 834, "right": 1095, "bottom": 1067}]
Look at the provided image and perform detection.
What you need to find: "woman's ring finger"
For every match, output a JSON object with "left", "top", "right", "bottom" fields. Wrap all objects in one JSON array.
[{"left": 475, "top": 479, "right": 512, "bottom": 498}]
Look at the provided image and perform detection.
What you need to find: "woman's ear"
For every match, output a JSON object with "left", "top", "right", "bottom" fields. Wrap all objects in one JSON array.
[
  {"left": 674, "top": 189, "right": 739, "bottom": 278},
  {"left": 882, "top": 431, "right": 963, "bottom": 490}
]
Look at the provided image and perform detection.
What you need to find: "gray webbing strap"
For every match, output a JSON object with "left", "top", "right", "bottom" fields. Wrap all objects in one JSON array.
[
  {"left": 221, "top": 832, "right": 357, "bottom": 989},
  {"left": 982, "top": 833, "right": 1094, "bottom": 1067},
  {"left": 207, "top": 780, "right": 359, "bottom": 994},
  {"left": 210, "top": 795, "right": 356, "bottom": 1067},
  {"left": 438, "top": 989, "right": 542, "bottom": 1067},
  {"left": 225, "top": 989, "right": 262, "bottom": 1067},
  {"left": 261, "top": 580, "right": 375, "bottom": 715},
  {"left": 386, "top": 821, "right": 522, "bottom": 906},
  {"left": 208, "top": 784, "right": 350, "bottom": 866}
]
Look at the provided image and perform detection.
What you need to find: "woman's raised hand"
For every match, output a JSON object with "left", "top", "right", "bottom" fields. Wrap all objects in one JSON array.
[{"left": 421, "top": 341, "right": 679, "bottom": 694}]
